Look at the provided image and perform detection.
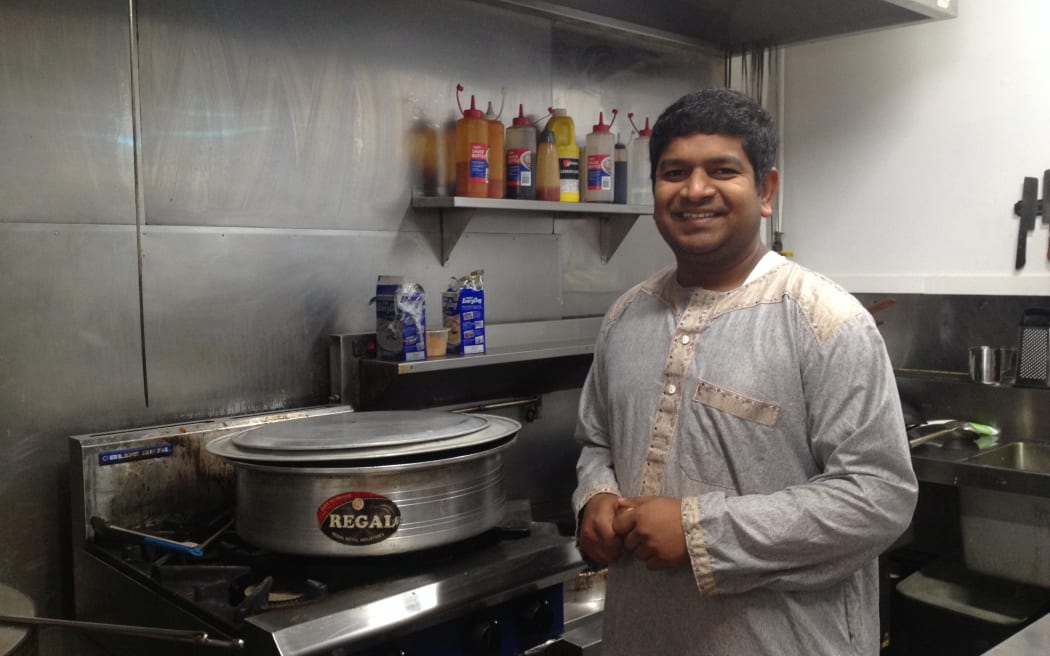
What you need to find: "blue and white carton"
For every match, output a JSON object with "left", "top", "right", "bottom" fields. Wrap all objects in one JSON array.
[
  {"left": 443, "top": 271, "right": 485, "bottom": 355},
  {"left": 373, "top": 275, "right": 426, "bottom": 362}
]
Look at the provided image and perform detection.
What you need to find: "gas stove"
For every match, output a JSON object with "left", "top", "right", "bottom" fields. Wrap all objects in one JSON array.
[{"left": 70, "top": 406, "right": 585, "bottom": 656}]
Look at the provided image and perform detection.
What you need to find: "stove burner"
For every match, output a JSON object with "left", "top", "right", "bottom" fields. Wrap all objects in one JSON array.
[
  {"left": 90, "top": 508, "right": 544, "bottom": 631},
  {"left": 237, "top": 575, "right": 328, "bottom": 619}
]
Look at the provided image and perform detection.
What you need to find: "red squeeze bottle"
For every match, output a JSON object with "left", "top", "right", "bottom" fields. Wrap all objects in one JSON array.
[{"left": 454, "top": 84, "right": 489, "bottom": 198}]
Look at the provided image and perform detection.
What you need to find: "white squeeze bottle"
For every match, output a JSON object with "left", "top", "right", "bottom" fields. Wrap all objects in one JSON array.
[
  {"left": 627, "top": 113, "right": 654, "bottom": 206},
  {"left": 583, "top": 109, "right": 617, "bottom": 203},
  {"left": 505, "top": 104, "right": 537, "bottom": 200}
]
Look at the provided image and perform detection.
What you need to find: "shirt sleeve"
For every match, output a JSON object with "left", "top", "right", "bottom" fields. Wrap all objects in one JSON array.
[
  {"left": 685, "top": 314, "right": 918, "bottom": 596},
  {"left": 572, "top": 323, "right": 622, "bottom": 518}
]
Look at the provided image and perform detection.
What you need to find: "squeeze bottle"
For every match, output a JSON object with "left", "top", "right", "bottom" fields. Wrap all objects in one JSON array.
[
  {"left": 505, "top": 104, "right": 537, "bottom": 200},
  {"left": 535, "top": 128, "right": 559, "bottom": 201},
  {"left": 548, "top": 108, "right": 579, "bottom": 202},
  {"left": 584, "top": 109, "right": 618, "bottom": 203},
  {"left": 485, "top": 100, "right": 505, "bottom": 199},
  {"left": 454, "top": 85, "right": 489, "bottom": 198},
  {"left": 627, "top": 113, "right": 653, "bottom": 206},
  {"left": 614, "top": 137, "right": 627, "bottom": 204}
]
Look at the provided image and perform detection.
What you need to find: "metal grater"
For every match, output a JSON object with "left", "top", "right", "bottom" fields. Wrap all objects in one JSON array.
[{"left": 1016, "top": 308, "right": 1050, "bottom": 387}]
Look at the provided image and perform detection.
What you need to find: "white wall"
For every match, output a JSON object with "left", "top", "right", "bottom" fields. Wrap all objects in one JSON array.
[{"left": 782, "top": 0, "right": 1050, "bottom": 295}]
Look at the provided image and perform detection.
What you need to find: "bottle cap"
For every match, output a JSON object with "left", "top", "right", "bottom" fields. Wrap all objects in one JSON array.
[
  {"left": 485, "top": 101, "right": 498, "bottom": 121},
  {"left": 512, "top": 104, "right": 532, "bottom": 127},
  {"left": 539, "top": 129, "right": 556, "bottom": 144},
  {"left": 463, "top": 95, "right": 483, "bottom": 118},
  {"left": 593, "top": 109, "right": 618, "bottom": 133},
  {"left": 456, "top": 84, "right": 484, "bottom": 118},
  {"left": 628, "top": 113, "right": 652, "bottom": 137}
]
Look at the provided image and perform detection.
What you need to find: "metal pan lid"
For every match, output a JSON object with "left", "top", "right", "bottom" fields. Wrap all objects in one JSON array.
[
  {"left": 229, "top": 409, "right": 489, "bottom": 452},
  {"left": 0, "top": 582, "right": 34, "bottom": 653},
  {"left": 208, "top": 413, "right": 519, "bottom": 464}
]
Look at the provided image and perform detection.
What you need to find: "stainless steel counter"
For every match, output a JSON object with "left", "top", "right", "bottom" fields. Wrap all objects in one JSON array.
[
  {"left": 910, "top": 439, "right": 1050, "bottom": 498},
  {"left": 983, "top": 612, "right": 1050, "bottom": 655}
]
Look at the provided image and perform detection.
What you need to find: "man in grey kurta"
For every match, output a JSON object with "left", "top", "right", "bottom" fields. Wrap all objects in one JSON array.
[{"left": 573, "top": 89, "right": 917, "bottom": 655}]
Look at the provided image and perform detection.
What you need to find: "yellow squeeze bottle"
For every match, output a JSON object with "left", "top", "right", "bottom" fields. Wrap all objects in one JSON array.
[{"left": 548, "top": 108, "right": 579, "bottom": 202}]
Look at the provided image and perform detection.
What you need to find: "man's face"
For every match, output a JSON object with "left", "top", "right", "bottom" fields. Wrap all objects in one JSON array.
[{"left": 652, "top": 132, "right": 777, "bottom": 266}]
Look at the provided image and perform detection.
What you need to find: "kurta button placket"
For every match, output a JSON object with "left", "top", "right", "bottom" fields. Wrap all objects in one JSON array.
[{"left": 639, "top": 285, "right": 714, "bottom": 496}]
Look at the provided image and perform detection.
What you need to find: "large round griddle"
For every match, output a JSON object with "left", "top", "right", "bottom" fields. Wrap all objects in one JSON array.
[{"left": 206, "top": 411, "right": 520, "bottom": 464}]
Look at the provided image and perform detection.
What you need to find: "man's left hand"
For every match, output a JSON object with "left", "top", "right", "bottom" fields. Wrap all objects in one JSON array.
[{"left": 612, "top": 496, "right": 690, "bottom": 570}]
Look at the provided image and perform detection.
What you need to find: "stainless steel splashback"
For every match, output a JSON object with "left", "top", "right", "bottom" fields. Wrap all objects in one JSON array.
[
  {"left": 68, "top": 406, "right": 351, "bottom": 547},
  {"left": 855, "top": 293, "right": 1050, "bottom": 440}
]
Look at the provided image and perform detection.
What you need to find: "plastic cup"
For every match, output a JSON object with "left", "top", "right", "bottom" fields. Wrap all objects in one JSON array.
[{"left": 426, "top": 328, "right": 449, "bottom": 357}]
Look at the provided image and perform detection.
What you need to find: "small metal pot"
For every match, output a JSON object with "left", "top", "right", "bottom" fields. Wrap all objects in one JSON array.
[{"left": 209, "top": 411, "right": 521, "bottom": 556}]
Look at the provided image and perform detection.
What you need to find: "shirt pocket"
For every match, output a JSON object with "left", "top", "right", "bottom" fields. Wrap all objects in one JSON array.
[
  {"left": 693, "top": 380, "right": 780, "bottom": 427},
  {"left": 677, "top": 380, "right": 782, "bottom": 491}
]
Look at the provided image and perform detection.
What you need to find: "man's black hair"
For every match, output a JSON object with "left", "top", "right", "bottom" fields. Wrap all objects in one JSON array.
[{"left": 649, "top": 88, "right": 777, "bottom": 188}]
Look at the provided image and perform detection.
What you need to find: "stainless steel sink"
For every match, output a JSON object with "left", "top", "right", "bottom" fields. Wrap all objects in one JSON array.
[
  {"left": 963, "top": 441, "right": 1050, "bottom": 473},
  {"left": 914, "top": 440, "right": 1050, "bottom": 587}
]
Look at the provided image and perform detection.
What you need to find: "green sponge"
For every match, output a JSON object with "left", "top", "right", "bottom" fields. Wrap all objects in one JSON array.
[
  {"left": 974, "top": 435, "right": 997, "bottom": 450},
  {"left": 963, "top": 422, "right": 998, "bottom": 436}
]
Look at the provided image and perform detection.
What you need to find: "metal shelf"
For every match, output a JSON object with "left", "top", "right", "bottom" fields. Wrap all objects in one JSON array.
[
  {"left": 331, "top": 318, "right": 602, "bottom": 408},
  {"left": 411, "top": 194, "right": 652, "bottom": 265},
  {"left": 360, "top": 337, "right": 596, "bottom": 376},
  {"left": 479, "top": 0, "right": 956, "bottom": 50}
]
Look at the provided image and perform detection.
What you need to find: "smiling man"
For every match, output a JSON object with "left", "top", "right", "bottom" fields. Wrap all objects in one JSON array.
[{"left": 572, "top": 89, "right": 917, "bottom": 655}]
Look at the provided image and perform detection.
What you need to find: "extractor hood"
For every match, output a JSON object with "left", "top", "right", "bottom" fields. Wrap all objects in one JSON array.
[{"left": 484, "top": 0, "right": 956, "bottom": 50}]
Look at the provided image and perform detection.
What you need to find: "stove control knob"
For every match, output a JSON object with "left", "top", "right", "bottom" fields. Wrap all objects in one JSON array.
[
  {"left": 466, "top": 618, "right": 502, "bottom": 656},
  {"left": 521, "top": 598, "right": 555, "bottom": 636}
]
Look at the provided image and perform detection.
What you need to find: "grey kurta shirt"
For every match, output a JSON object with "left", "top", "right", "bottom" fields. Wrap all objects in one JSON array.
[{"left": 573, "top": 257, "right": 918, "bottom": 656}]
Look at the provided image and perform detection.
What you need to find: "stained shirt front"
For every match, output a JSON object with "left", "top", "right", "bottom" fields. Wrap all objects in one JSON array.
[{"left": 573, "top": 257, "right": 917, "bottom": 656}]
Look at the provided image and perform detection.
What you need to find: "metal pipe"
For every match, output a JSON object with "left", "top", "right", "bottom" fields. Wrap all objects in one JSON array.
[
  {"left": 0, "top": 615, "right": 244, "bottom": 650},
  {"left": 127, "top": 0, "right": 150, "bottom": 407},
  {"left": 451, "top": 396, "right": 541, "bottom": 414}
]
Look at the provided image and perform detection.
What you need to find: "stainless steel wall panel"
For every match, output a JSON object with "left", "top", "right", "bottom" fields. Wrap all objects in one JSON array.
[
  {"left": 550, "top": 24, "right": 717, "bottom": 317},
  {"left": 137, "top": 0, "right": 551, "bottom": 231},
  {"left": 0, "top": 225, "right": 145, "bottom": 426},
  {"left": 558, "top": 216, "right": 674, "bottom": 317},
  {"left": 438, "top": 231, "right": 564, "bottom": 322},
  {"left": 0, "top": 0, "right": 135, "bottom": 225},
  {"left": 140, "top": 226, "right": 561, "bottom": 418},
  {"left": 853, "top": 293, "right": 1050, "bottom": 374},
  {"left": 551, "top": 22, "right": 719, "bottom": 132},
  {"left": 499, "top": 388, "right": 582, "bottom": 522},
  {"left": 0, "top": 223, "right": 143, "bottom": 615}
]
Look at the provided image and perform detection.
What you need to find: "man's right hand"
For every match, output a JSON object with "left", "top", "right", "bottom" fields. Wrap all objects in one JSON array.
[{"left": 578, "top": 493, "right": 624, "bottom": 565}]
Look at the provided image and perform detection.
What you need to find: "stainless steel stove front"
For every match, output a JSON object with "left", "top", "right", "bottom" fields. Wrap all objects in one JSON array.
[{"left": 69, "top": 407, "right": 585, "bottom": 655}]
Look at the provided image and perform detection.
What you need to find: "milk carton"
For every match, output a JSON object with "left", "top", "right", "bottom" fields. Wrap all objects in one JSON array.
[
  {"left": 373, "top": 275, "right": 426, "bottom": 362},
  {"left": 442, "top": 270, "right": 485, "bottom": 355}
]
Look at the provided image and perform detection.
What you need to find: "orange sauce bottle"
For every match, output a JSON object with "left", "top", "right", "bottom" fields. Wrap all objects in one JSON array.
[{"left": 454, "top": 85, "right": 488, "bottom": 198}]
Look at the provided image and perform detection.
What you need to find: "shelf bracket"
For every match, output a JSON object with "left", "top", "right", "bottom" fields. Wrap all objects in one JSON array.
[
  {"left": 599, "top": 214, "right": 640, "bottom": 264},
  {"left": 440, "top": 208, "right": 476, "bottom": 266}
]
